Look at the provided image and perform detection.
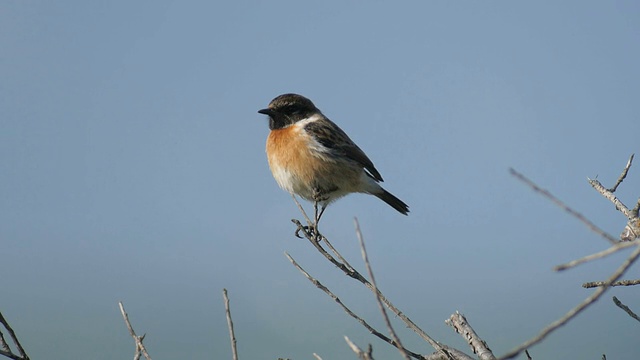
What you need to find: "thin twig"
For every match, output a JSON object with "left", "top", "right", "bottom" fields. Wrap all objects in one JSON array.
[
  {"left": 345, "top": 336, "right": 375, "bottom": 360},
  {"left": 632, "top": 199, "right": 640, "bottom": 218},
  {"left": 313, "top": 353, "right": 323, "bottom": 360},
  {"left": 292, "top": 219, "right": 451, "bottom": 359},
  {"left": 525, "top": 350, "right": 532, "bottom": 360},
  {"left": 0, "top": 311, "right": 29, "bottom": 360},
  {"left": 608, "top": 154, "right": 634, "bottom": 192},
  {"left": 354, "top": 218, "right": 410, "bottom": 360},
  {"left": 223, "top": 289, "right": 239, "bottom": 360},
  {"left": 554, "top": 239, "right": 640, "bottom": 271},
  {"left": 583, "top": 279, "right": 640, "bottom": 288},
  {"left": 285, "top": 253, "right": 428, "bottom": 360},
  {"left": 445, "top": 312, "right": 496, "bottom": 360},
  {"left": 509, "top": 168, "right": 619, "bottom": 244},
  {"left": 322, "top": 235, "right": 357, "bottom": 273},
  {"left": 291, "top": 194, "right": 313, "bottom": 228},
  {"left": 290, "top": 217, "right": 450, "bottom": 358},
  {"left": 118, "top": 302, "right": 152, "bottom": 360},
  {"left": 612, "top": 296, "right": 640, "bottom": 323},
  {"left": 498, "top": 244, "right": 640, "bottom": 359},
  {"left": 588, "top": 178, "right": 632, "bottom": 219}
]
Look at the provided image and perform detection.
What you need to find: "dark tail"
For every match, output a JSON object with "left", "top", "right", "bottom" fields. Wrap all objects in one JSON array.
[{"left": 375, "top": 189, "right": 409, "bottom": 215}]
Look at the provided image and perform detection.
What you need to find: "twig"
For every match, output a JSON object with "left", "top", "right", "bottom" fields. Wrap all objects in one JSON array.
[
  {"left": 554, "top": 239, "right": 640, "bottom": 271},
  {"left": 285, "top": 253, "right": 428, "bottom": 359},
  {"left": 612, "top": 296, "right": 640, "bottom": 323},
  {"left": 498, "top": 244, "right": 640, "bottom": 359},
  {"left": 445, "top": 312, "right": 496, "bottom": 360},
  {"left": 223, "top": 289, "right": 239, "bottom": 360},
  {"left": 313, "top": 353, "right": 323, "bottom": 360},
  {"left": 0, "top": 311, "right": 29, "bottom": 360},
  {"left": 588, "top": 178, "right": 632, "bottom": 220},
  {"left": 583, "top": 279, "right": 640, "bottom": 288},
  {"left": 509, "top": 168, "right": 618, "bottom": 244},
  {"left": 588, "top": 153, "right": 640, "bottom": 241},
  {"left": 354, "top": 218, "right": 410, "bottom": 360},
  {"left": 290, "top": 219, "right": 450, "bottom": 358},
  {"left": 322, "top": 235, "right": 357, "bottom": 273},
  {"left": 525, "top": 350, "right": 532, "bottom": 360},
  {"left": 345, "top": 336, "right": 375, "bottom": 360},
  {"left": 118, "top": 302, "right": 152, "bottom": 360},
  {"left": 291, "top": 194, "right": 313, "bottom": 228},
  {"left": 608, "top": 154, "right": 634, "bottom": 192}
]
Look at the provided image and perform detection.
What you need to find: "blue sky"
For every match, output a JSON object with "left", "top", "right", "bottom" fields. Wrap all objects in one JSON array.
[{"left": 1, "top": 1, "right": 639, "bottom": 359}]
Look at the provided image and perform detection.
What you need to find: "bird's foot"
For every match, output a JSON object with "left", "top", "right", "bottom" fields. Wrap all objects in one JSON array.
[{"left": 292, "top": 219, "right": 323, "bottom": 242}]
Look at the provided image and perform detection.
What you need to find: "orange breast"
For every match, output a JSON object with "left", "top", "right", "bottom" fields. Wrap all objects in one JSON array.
[
  {"left": 265, "top": 124, "right": 327, "bottom": 197},
  {"left": 266, "top": 123, "right": 368, "bottom": 201}
]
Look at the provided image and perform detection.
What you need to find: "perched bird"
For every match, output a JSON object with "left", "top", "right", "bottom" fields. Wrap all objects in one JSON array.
[{"left": 259, "top": 93, "right": 409, "bottom": 225}]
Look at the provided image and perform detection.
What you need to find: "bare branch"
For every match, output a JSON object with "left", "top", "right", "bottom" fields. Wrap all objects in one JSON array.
[
  {"left": 612, "top": 296, "right": 640, "bottom": 323},
  {"left": 554, "top": 239, "right": 640, "bottom": 271},
  {"left": 583, "top": 279, "right": 640, "bottom": 288},
  {"left": 345, "top": 337, "right": 374, "bottom": 360},
  {"left": 291, "top": 218, "right": 455, "bottom": 358},
  {"left": 118, "top": 302, "right": 152, "bottom": 360},
  {"left": 608, "top": 154, "right": 634, "bottom": 192},
  {"left": 285, "top": 253, "right": 428, "bottom": 359},
  {"left": 588, "top": 178, "right": 632, "bottom": 220},
  {"left": 632, "top": 199, "right": 640, "bottom": 218},
  {"left": 498, "top": 244, "right": 640, "bottom": 359},
  {"left": 509, "top": 168, "right": 618, "bottom": 244},
  {"left": 0, "top": 311, "right": 29, "bottom": 360},
  {"left": 588, "top": 153, "right": 640, "bottom": 241},
  {"left": 291, "top": 194, "right": 313, "bottom": 228},
  {"left": 223, "top": 289, "right": 239, "bottom": 360},
  {"left": 525, "top": 350, "right": 532, "bottom": 360},
  {"left": 445, "top": 312, "right": 496, "bottom": 360},
  {"left": 354, "top": 218, "right": 410, "bottom": 360},
  {"left": 313, "top": 353, "right": 323, "bottom": 360}
]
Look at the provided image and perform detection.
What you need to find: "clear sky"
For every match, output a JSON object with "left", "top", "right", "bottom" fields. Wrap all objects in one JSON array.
[{"left": 1, "top": 1, "right": 639, "bottom": 359}]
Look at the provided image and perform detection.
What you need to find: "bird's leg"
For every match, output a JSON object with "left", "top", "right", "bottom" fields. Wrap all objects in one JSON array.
[
  {"left": 317, "top": 203, "right": 327, "bottom": 223},
  {"left": 310, "top": 188, "right": 329, "bottom": 242}
]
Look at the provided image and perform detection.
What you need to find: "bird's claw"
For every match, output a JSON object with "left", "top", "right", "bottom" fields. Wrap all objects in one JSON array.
[{"left": 291, "top": 219, "right": 322, "bottom": 241}]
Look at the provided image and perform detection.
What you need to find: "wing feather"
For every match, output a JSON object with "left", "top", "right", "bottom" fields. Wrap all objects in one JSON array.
[{"left": 304, "top": 119, "right": 384, "bottom": 182}]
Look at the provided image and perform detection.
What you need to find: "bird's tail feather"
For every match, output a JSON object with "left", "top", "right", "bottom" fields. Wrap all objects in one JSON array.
[{"left": 375, "top": 189, "right": 409, "bottom": 215}]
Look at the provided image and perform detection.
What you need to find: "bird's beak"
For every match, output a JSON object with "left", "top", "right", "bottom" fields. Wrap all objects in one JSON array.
[{"left": 258, "top": 108, "right": 274, "bottom": 116}]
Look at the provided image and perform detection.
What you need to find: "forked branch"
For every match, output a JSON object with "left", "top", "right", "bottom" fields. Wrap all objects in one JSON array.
[
  {"left": 0, "top": 311, "right": 29, "bottom": 360},
  {"left": 118, "top": 302, "right": 152, "bottom": 360}
]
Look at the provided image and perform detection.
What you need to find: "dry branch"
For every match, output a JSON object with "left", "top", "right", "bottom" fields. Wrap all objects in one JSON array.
[
  {"left": 285, "top": 253, "right": 428, "bottom": 359},
  {"left": 345, "top": 337, "right": 374, "bottom": 360},
  {"left": 354, "top": 218, "right": 410, "bottom": 360},
  {"left": 223, "top": 289, "right": 239, "bottom": 360},
  {"left": 290, "top": 219, "right": 451, "bottom": 357},
  {"left": 587, "top": 153, "right": 640, "bottom": 241},
  {"left": 554, "top": 239, "right": 640, "bottom": 271},
  {"left": 118, "top": 302, "right": 152, "bottom": 360},
  {"left": 0, "top": 311, "right": 29, "bottom": 360},
  {"left": 612, "top": 296, "right": 640, "bottom": 323},
  {"left": 498, "top": 244, "right": 640, "bottom": 359},
  {"left": 445, "top": 312, "right": 496, "bottom": 360},
  {"left": 509, "top": 168, "right": 619, "bottom": 244},
  {"left": 583, "top": 279, "right": 640, "bottom": 288}
]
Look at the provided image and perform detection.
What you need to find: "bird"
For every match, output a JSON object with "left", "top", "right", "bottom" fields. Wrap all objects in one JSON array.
[{"left": 258, "top": 93, "right": 409, "bottom": 229}]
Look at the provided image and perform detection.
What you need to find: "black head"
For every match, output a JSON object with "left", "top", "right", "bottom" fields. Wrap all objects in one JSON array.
[{"left": 258, "top": 93, "right": 321, "bottom": 130}]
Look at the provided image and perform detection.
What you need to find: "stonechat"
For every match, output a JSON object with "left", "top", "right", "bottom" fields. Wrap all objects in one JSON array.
[{"left": 259, "top": 93, "right": 409, "bottom": 225}]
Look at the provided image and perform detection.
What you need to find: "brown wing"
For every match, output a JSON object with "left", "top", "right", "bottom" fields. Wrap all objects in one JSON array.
[{"left": 305, "top": 119, "right": 384, "bottom": 182}]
